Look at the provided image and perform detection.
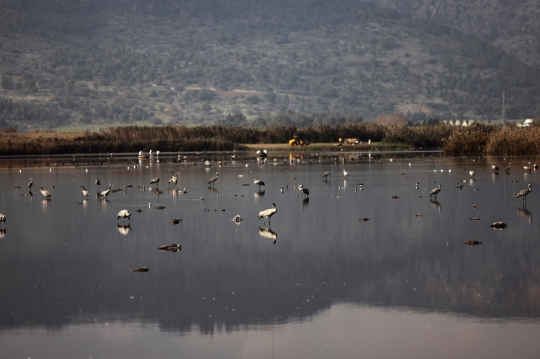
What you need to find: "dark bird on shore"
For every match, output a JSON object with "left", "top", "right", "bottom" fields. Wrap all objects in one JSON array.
[
  {"left": 429, "top": 184, "right": 441, "bottom": 199},
  {"left": 208, "top": 172, "right": 219, "bottom": 187}
]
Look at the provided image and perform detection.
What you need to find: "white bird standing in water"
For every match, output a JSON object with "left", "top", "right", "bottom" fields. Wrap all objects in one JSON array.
[
  {"left": 99, "top": 183, "right": 112, "bottom": 199},
  {"left": 39, "top": 186, "right": 51, "bottom": 200},
  {"left": 343, "top": 169, "right": 349, "bottom": 178},
  {"left": 469, "top": 170, "right": 475, "bottom": 177},
  {"left": 167, "top": 174, "right": 178, "bottom": 186},
  {"left": 81, "top": 186, "right": 89, "bottom": 197},
  {"left": 258, "top": 203, "right": 277, "bottom": 224},
  {"left": 117, "top": 209, "right": 131, "bottom": 223}
]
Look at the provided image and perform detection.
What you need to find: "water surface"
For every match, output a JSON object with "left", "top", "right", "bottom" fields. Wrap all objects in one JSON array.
[{"left": 0, "top": 152, "right": 539, "bottom": 358}]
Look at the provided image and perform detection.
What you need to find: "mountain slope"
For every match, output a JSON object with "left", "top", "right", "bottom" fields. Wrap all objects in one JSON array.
[{"left": 0, "top": 0, "right": 539, "bottom": 130}]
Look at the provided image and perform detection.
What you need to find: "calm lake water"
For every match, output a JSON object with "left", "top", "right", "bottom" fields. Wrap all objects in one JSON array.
[{"left": 0, "top": 150, "right": 539, "bottom": 358}]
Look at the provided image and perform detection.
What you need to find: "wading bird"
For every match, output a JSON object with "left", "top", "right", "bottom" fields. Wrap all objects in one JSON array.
[
  {"left": 208, "top": 172, "right": 219, "bottom": 187},
  {"left": 39, "top": 186, "right": 51, "bottom": 200},
  {"left": 343, "top": 169, "right": 349, "bottom": 178},
  {"left": 0, "top": 214, "right": 5, "bottom": 224},
  {"left": 513, "top": 184, "right": 532, "bottom": 203},
  {"left": 117, "top": 210, "right": 131, "bottom": 223},
  {"left": 469, "top": 170, "right": 475, "bottom": 177},
  {"left": 298, "top": 184, "right": 309, "bottom": 197},
  {"left": 254, "top": 179, "right": 265, "bottom": 190},
  {"left": 28, "top": 178, "right": 33, "bottom": 189},
  {"left": 167, "top": 174, "right": 178, "bottom": 186},
  {"left": 150, "top": 177, "right": 160, "bottom": 186},
  {"left": 430, "top": 184, "right": 441, "bottom": 199},
  {"left": 99, "top": 183, "right": 113, "bottom": 199},
  {"left": 322, "top": 172, "right": 331, "bottom": 180},
  {"left": 258, "top": 202, "right": 277, "bottom": 225},
  {"left": 81, "top": 186, "right": 89, "bottom": 197}
]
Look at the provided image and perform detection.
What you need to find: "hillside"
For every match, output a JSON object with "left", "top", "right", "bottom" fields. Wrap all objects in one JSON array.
[
  {"left": 374, "top": 0, "right": 540, "bottom": 68},
  {"left": 0, "top": 0, "right": 539, "bottom": 130}
]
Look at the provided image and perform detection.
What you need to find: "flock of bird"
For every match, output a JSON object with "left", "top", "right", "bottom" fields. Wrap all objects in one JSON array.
[{"left": 0, "top": 156, "right": 537, "bottom": 255}]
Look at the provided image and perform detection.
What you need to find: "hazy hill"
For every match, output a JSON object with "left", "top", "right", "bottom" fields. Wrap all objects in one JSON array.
[
  {"left": 0, "top": 0, "right": 539, "bottom": 130},
  {"left": 374, "top": 0, "right": 540, "bottom": 68}
]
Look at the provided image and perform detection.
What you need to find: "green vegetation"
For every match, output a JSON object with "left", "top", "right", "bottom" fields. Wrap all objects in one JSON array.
[
  {"left": 1, "top": 122, "right": 539, "bottom": 156},
  {"left": 0, "top": 0, "right": 539, "bottom": 130}
]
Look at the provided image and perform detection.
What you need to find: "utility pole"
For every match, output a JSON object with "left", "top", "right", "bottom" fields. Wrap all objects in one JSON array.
[{"left": 501, "top": 91, "right": 506, "bottom": 121}]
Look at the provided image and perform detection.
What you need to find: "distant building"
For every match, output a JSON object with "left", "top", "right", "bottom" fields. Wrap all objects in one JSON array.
[{"left": 517, "top": 119, "right": 534, "bottom": 127}]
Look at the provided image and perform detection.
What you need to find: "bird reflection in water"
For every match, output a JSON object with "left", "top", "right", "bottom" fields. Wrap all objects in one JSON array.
[
  {"left": 254, "top": 189, "right": 265, "bottom": 197},
  {"left": 302, "top": 197, "right": 310, "bottom": 208},
  {"left": 430, "top": 199, "right": 441, "bottom": 212},
  {"left": 0, "top": 228, "right": 6, "bottom": 238},
  {"left": 207, "top": 187, "right": 219, "bottom": 196},
  {"left": 231, "top": 215, "right": 243, "bottom": 225},
  {"left": 258, "top": 226, "right": 278, "bottom": 244},
  {"left": 516, "top": 207, "right": 532, "bottom": 223},
  {"left": 117, "top": 224, "right": 131, "bottom": 235}
]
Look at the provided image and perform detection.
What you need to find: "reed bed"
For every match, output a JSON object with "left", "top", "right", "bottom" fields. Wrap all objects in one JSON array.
[
  {"left": 442, "top": 123, "right": 499, "bottom": 156},
  {"left": 486, "top": 127, "right": 540, "bottom": 156},
  {"left": 0, "top": 123, "right": 538, "bottom": 156}
]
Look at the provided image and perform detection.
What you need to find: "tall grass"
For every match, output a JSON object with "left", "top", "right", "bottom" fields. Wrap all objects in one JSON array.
[{"left": 0, "top": 123, "right": 538, "bottom": 156}]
